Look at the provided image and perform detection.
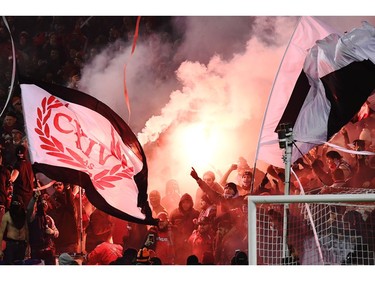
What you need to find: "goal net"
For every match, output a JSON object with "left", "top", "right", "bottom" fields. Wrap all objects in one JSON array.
[{"left": 248, "top": 188, "right": 375, "bottom": 265}]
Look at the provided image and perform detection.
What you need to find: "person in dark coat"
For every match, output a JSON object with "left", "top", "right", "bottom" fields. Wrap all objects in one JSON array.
[
  {"left": 85, "top": 208, "right": 113, "bottom": 253},
  {"left": 48, "top": 182, "right": 79, "bottom": 254},
  {"left": 190, "top": 167, "right": 245, "bottom": 217},
  {"left": 169, "top": 192, "right": 199, "bottom": 265},
  {"left": 9, "top": 145, "right": 34, "bottom": 208}
]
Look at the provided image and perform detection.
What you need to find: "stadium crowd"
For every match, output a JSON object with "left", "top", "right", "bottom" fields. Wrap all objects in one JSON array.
[{"left": 0, "top": 16, "right": 374, "bottom": 265}]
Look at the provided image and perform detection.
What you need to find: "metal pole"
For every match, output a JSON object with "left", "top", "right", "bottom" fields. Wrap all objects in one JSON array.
[
  {"left": 277, "top": 123, "right": 293, "bottom": 261},
  {"left": 282, "top": 138, "right": 292, "bottom": 260},
  {"left": 249, "top": 193, "right": 375, "bottom": 204},
  {"left": 248, "top": 199, "right": 257, "bottom": 265},
  {"left": 79, "top": 186, "right": 83, "bottom": 254}
]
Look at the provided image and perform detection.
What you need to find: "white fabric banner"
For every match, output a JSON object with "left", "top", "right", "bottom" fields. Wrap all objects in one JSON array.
[
  {"left": 293, "top": 21, "right": 375, "bottom": 159},
  {"left": 257, "top": 16, "right": 340, "bottom": 168},
  {"left": 21, "top": 83, "right": 146, "bottom": 220}
]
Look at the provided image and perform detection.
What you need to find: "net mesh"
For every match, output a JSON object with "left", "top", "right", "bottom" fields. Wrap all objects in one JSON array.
[{"left": 255, "top": 188, "right": 375, "bottom": 265}]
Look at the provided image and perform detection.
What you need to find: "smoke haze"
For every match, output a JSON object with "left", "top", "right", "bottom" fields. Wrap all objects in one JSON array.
[{"left": 78, "top": 16, "right": 375, "bottom": 196}]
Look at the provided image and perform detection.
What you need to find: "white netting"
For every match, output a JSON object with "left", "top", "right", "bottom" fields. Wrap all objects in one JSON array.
[{"left": 255, "top": 188, "right": 375, "bottom": 265}]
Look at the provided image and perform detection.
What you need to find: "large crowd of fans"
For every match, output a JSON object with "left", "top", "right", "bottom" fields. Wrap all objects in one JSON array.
[{"left": 0, "top": 16, "right": 374, "bottom": 265}]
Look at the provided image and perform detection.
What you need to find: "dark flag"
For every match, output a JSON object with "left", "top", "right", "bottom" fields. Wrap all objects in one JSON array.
[
  {"left": 258, "top": 18, "right": 375, "bottom": 168},
  {"left": 20, "top": 78, "right": 157, "bottom": 225}
]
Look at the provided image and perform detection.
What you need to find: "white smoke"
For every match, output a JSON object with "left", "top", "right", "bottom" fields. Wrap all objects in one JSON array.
[{"left": 78, "top": 16, "right": 374, "bottom": 196}]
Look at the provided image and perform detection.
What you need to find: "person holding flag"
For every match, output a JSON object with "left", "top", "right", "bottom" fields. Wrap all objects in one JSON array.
[
  {"left": 27, "top": 188, "right": 59, "bottom": 265},
  {"left": 19, "top": 77, "right": 157, "bottom": 227}
]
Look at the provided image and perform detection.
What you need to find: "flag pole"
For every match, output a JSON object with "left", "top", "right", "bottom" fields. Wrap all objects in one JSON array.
[
  {"left": 248, "top": 17, "right": 302, "bottom": 264},
  {"left": 79, "top": 185, "right": 84, "bottom": 255},
  {"left": 277, "top": 123, "right": 293, "bottom": 262},
  {"left": 1, "top": 16, "right": 17, "bottom": 118},
  {"left": 250, "top": 16, "right": 302, "bottom": 193}
]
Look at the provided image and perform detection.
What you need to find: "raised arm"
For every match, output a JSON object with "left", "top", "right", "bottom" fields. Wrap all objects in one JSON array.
[
  {"left": 27, "top": 191, "right": 40, "bottom": 223},
  {"left": 190, "top": 167, "right": 222, "bottom": 204},
  {"left": 219, "top": 164, "right": 237, "bottom": 186}
]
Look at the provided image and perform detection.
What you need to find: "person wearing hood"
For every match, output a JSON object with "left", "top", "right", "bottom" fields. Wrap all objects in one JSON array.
[
  {"left": 169, "top": 192, "right": 199, "bottom": 265},
  {"left": 0, "top": 194, "right": 28, "bottom": 264}
]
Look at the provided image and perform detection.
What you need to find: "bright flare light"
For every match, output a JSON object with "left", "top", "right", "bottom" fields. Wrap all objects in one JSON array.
[{"left": 175, "top": 123, "right": 220, "bottom": 170}]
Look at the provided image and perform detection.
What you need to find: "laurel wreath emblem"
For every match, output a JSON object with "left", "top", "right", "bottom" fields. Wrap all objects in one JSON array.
[{"left": 35, "top": 95, "right": 134, "bottom": 190}]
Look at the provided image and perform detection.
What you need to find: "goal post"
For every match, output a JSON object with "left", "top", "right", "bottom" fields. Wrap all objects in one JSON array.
[{"left": 248, "top": 193, "right": 375, "bottom": 265}]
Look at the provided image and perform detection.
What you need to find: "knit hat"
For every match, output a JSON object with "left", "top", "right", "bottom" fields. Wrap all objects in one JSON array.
[
  {"left": 136, "top": 247, "right": 150, "bottom": 263},
  {"left": 234, "top": 251, "right": 248, "bottom": 265},
  {"left": 58, "top": 253, "right": 75, "bottom": 265},
  {"left": 186, "top": 255, "right": 200, "bottom": 265},
  {"left": 326, "top": 150, "right": 342, "bottom": 160},
  {"left": 225, "top": 182, "right": 238, "bottom": 195},
  {"left": 243, "top": 170, "right": 253, "bottom": 177}
]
